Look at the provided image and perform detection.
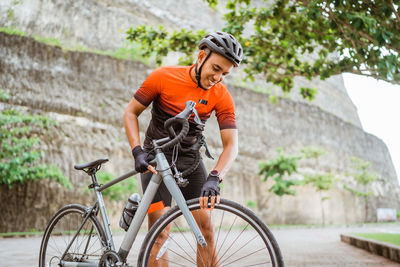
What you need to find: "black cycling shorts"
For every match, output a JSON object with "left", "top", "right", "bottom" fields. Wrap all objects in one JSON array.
[{"left": 140, "top": 151, "right": 207, "bottom": 207}]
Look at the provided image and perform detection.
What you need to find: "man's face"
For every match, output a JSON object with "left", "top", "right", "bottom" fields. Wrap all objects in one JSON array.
[{"left": 198, "top": 51, "right": 234, "bottom": 90}]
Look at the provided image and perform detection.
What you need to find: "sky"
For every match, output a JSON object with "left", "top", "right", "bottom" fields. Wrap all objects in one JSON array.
[{"left": 342, "top": 73, "right": 400, "bottom": 184}]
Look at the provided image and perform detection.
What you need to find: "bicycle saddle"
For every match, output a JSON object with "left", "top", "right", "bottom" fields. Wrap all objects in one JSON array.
[{"left": 74, "top": 158, "right": 109, "bottom": 170}]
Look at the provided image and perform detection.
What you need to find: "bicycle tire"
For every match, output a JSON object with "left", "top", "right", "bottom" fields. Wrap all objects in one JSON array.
[
  {"left": 39, "top": 204, "right": 107, "bottom": 267},
  {"left": 138, "top": 198, "right": 284, "bottom": 267}
]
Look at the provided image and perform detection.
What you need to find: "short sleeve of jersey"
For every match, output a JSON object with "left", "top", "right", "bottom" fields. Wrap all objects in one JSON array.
[
  {"left": 215, "top": 89, "right": 237, "bottom": 130},
  {"left": 134, "top": 68, "right": 162, "bottom": 106}
]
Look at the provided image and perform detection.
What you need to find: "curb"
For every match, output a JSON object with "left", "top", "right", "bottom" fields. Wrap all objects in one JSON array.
[{"left": 341, "top": 233, "right": 400, "bottom": 263}]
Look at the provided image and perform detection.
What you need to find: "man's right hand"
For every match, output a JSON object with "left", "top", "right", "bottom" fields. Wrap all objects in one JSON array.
[{"left": 132, "top": 146, "right": 157, "bottom": 174}]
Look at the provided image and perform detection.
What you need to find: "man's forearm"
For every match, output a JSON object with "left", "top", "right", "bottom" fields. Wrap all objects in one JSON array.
[
  {"left": 213, "top": 143, "right": 238, "bottom": 180},
  {"left": 123, "top": 111, "right": 141, "bottom": 149},
  {"left": 124, "top": 98, "right": 148, "bottom": 149}
]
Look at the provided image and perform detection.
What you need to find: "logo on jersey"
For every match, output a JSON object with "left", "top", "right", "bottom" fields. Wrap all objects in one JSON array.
[{"left": 199, "top": 99, "right": 208, "bottom": 105}]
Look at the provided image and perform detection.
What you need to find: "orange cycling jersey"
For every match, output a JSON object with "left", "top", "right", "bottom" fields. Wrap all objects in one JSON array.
[{"left": 135, "top": 64, "right": 236, "bottom": 150}]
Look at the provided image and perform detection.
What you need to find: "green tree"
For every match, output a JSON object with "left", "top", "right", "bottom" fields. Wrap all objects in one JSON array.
[
  {"left": 303, "top": 173, "right": 336, "bottom": 225},
  {"left": 344, "top": 157, "right": 377, "bottom": 222},
  {"left": 0, "top": 91, "right": 70, "bottom": 188},
  {"left": 301, "top": 146, "right": 335, "bottom": 225},
  {"left": 300, "top": 146, "right": 327, "bottom": 159},
  {"left": 127, "top": 0, "right": 400, "bottom": 100},
  {"left": 258, "top": 147, "right": 301, "bottom": 197}
]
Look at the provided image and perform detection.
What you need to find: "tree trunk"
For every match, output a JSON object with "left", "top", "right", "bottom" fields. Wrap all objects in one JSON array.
[
  {"left": 364, "top": 196, "right": 369, "bottom": 223},
  {"left": 320, "top": 191, "right": 325, "bottom": 226},
  {"left": 364, "top": 184, "right": 369, "bottom": 223}
]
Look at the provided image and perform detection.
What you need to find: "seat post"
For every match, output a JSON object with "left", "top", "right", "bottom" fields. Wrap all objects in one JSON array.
[
  {"left": 83, "top": 167, "right": 100, "bottom": 188},
  {"left": 90, "top": 172, "right": 99, "bottom": 187}
]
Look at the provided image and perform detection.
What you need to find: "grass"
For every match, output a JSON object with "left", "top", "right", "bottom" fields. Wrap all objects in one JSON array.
[
  {"left": 34, "top": 35, "right": 62, "bottom": 47},
  {"left": 0, "top": 26, "right": 27, "bottom": 36},
  {"left": 0, "top": 230, "right": 43, "bottom": 237},
  {"left": 0, "top": 26, "right": 151, "bottom": 64},
  {"left": 352, "top": 233, "right": 400, "bottom": 246}
]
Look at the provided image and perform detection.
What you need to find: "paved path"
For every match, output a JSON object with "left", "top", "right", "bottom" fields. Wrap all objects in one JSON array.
[
  {"left": 1, "top": 224, "right": 399, "bottom": 266},
  {"left": 274, "top": 224, "right": 400, "bottom": 267}
]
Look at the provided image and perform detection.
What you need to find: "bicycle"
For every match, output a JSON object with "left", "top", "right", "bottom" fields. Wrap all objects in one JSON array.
[{"left": 39, "top": 101, "right": 284, "bottom": 267}]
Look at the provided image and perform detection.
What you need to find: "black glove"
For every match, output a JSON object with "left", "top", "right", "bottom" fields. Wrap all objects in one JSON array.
[
  {"left": 201, "top": 175, "right": 220, "bottom": 198},
  {"left": 132, "top": 146, "right": 155, "bottom": 173}
]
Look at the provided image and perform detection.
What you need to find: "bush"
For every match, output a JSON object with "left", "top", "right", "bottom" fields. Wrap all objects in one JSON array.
[{"left": 0, "top": 109, "right": 70, "bottom": 188}]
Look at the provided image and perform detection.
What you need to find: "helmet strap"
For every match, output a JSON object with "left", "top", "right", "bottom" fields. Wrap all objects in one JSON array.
[{"left": 195, "top": 51, "right": 212, "bottom": 90}]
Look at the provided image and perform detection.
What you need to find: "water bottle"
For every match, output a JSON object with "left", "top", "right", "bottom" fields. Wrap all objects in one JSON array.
[{"left": 119, "top": 193, "right": 141, "bottom": 231}]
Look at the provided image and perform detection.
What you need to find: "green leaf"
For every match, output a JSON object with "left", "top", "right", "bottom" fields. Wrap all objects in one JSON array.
[
  {"left": 125, "top": 0, "right": 400, "bottom": 98},
  {"left": 259, "top": 147, "right": 301, "bottom": 197},
  {"left": 0, "top": 110, "right": 69, "bottom": 188}
]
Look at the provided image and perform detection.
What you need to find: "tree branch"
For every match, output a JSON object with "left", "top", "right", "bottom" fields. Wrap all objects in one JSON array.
[
  {"left": 348, "top": 69, "right": 400, "bottom": 85},
  {"left": 324, "top": 1, "right": 358, "bottom": 53},
  {"left": 389, "top": 0, "right": 400, "bottom": 30},
  {"left": 316, "top": 1, "right": 400, "bottom": 55},
  {"left": 332, "top": 13, "right": 400, "bottom": 54}
]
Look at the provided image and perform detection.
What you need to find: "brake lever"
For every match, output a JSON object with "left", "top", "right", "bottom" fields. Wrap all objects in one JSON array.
[
  {"left": 175, "top": 101, "right": 205, "bottom": 127},
  {"left": 192, "top": 108, "right": 204, "bottom": 127},
  {"left": 176, "top": 101, "right": 196, "bottom": 120}
]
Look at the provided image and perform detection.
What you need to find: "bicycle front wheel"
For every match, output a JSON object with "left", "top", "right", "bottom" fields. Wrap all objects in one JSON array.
[
  {"left": 39, "top": 204, "right": 107, "bottom": 267},
  {"left": 138, "top": 198, "right": 284, "bottom": 267}
]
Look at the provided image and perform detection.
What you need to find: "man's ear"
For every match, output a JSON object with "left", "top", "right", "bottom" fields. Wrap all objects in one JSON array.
[{"left": 197, "top": 50, "right": 207, "bottom": 65}]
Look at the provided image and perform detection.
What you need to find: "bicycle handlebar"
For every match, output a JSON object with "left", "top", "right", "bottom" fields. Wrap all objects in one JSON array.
[
  {"left": 157, "top": 100, "right": 203, "bottom": 151},
  {"left": 159, "top": 117, "right": 190, "bottom": 150},
  {"left": 95, "top": 101, "right": 203, "bottom": 191}
]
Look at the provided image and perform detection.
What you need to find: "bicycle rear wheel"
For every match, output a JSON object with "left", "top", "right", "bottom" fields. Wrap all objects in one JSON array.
[
  {"left": 39, "top": 204, "right": 107, "bottom": 267},
  {"left": 138, "top": 198, "right": 284, "bottom": 267}
]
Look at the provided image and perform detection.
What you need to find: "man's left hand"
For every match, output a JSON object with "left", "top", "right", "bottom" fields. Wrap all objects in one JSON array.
[{"left": 200, "top": 174, "right": 221, "bottom": 209}]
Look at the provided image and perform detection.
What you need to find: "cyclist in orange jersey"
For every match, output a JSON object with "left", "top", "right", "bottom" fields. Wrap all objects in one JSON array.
[{"left": 124, "top": 31, "right": 243, "bottom": 267}]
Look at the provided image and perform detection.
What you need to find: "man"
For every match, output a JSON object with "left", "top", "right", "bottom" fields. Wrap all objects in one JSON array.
[{"left": 124, "top": 31, "right": 242, "bottom": 266}]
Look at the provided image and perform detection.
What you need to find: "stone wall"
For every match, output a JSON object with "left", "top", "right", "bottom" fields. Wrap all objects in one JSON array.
[
  {"left": 0, "top": 0, "right": 223, "bottom": 49},
  {"left": 1, "top": 32, "right": 399, "bottom": 231},
  {"left": 0, "top": 0, "right": 362, "bottom": 126}
]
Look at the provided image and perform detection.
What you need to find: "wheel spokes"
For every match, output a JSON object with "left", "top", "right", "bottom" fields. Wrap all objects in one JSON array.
[{"left": 147, "top": 206, "right": 274, "bottom": 267}]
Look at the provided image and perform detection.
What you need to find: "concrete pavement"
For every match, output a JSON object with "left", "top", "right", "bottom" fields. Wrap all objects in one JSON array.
[
  {"left": 1, "top": 223, "right": 399, "bottom": 266},
  {"left": 274, "top": 224, "right": 400, "bottom": 266}
]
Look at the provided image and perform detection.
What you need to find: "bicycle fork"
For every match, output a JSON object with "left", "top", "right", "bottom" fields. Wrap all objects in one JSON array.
[{"left": 156, "top": 150, "right": 207, "bottom": 248}]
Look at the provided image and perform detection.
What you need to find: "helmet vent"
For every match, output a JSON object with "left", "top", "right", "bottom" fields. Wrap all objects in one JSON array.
[
  {"left": 211, "top": 37, "right": 222, "bottom": 48},
  {"left": 222, "top": 38, "right": 230, "bottom": 48}
]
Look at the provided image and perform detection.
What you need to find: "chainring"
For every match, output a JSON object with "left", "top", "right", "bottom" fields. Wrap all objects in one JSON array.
[{"left": 99, "top": 250, "right": 122, "bottom": 267}]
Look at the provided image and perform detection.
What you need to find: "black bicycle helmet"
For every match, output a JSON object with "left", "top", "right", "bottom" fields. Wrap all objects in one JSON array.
[
  {"left": 194, "top": 32, "right": 243, "bottom": 90},
  {"left": 199, "top": 31, "right": 243, "bottom": 67}
]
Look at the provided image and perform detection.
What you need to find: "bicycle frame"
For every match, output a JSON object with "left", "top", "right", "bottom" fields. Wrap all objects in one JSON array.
[
  {"left": 61, "top": 138, "right": 207, "bottom": 266},
  {"left": 118, "top": 143, "right": 207, "bottom": 261}
]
